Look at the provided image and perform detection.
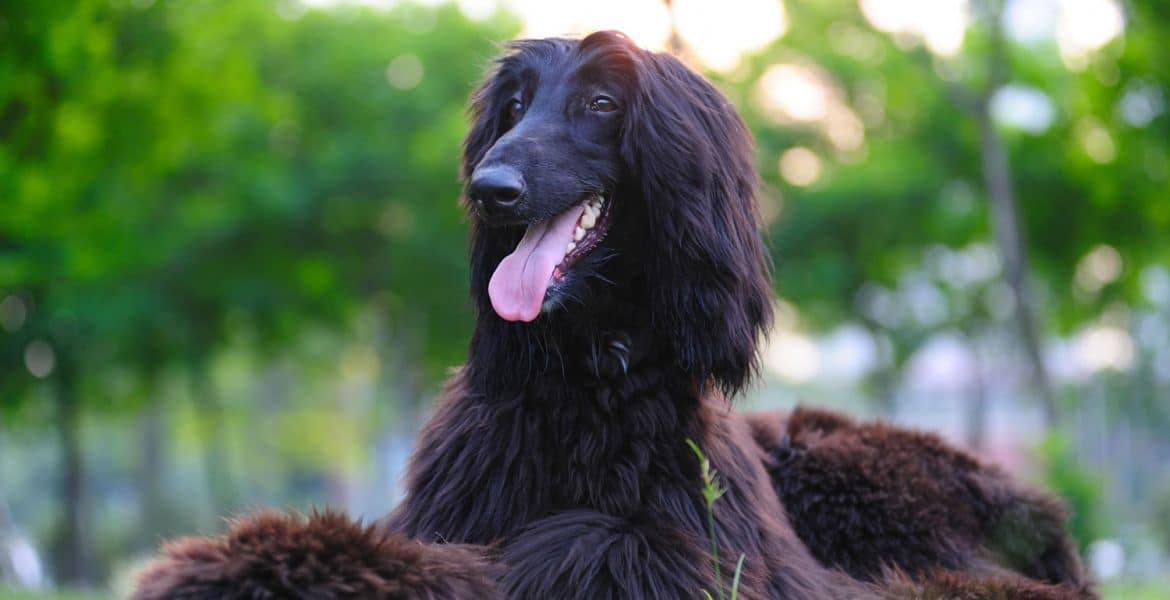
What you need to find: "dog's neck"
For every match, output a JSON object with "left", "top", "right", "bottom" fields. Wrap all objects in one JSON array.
[
  {"left": 384, "top": 302, "right": 723, "bottom": 543},
  {"left": 464, "top": 297, "right": 697, "bottom": 398}
]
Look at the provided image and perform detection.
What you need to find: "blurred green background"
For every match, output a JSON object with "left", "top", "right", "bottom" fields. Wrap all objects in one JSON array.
[{"left": 1, "top": 0, "right": 1167, "bottom": 597}]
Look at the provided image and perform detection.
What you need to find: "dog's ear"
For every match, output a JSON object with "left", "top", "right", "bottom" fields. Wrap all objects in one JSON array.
[
  {"left": 621, "top": 49, "right": 773, "bottom": 395},
  {"left": 462, "top": 64, "right": 506, "bottom": 185}
]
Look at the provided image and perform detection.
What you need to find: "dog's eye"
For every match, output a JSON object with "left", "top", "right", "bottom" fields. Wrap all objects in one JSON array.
[
  {"left": 588, "top": 96, "right": 618, "bottom": 113},
  {"left": 506, "top": 99, "right": 524, "bottom": 120}
]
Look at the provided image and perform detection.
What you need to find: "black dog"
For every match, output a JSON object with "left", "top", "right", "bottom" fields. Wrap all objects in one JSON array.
[{"left": 134, "top": 32, "right": 1094, "bottom": 599}]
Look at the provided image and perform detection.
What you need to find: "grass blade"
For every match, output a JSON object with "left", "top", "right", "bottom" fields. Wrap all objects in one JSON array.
[{"left": 730, "top": 553, "right": 746, "bottom": 600}]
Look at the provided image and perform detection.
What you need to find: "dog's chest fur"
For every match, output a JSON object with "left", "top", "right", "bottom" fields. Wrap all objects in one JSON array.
[
  {"left": 384, "top": 327, "right": 839, "bottom": 599},
  {"left": 387, "top": 329, "right": 704, "bottom": 539}
]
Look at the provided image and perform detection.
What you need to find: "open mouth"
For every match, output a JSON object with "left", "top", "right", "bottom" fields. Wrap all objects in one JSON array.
[
  {"left": 488, "top": 193, "right": 612, "bottom": 322},
  {"left": 552, "top": 194, "right": 611, "bottom": 282}
]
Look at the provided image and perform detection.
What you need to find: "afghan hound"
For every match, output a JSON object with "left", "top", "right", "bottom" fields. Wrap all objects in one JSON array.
[{"left": 134, "top": 31, "right": 1095, "bottom": 599}]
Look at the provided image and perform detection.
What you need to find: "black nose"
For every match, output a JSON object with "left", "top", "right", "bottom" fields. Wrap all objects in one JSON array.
[{"left": 469, "top": 166, "right": 524, "bottom": 214}]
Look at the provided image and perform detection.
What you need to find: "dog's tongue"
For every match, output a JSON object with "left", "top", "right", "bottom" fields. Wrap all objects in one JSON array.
[{"left": 489, "top": 205, "right": 584, "bottom": 322}]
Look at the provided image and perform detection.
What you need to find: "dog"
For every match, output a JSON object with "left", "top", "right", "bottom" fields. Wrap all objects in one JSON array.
[{"left": 134, "top": 31, "right": 1095, "bottom": 599}]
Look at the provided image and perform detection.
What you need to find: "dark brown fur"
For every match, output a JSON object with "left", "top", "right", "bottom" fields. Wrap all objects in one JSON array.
[
  {"left": 884, "top": 569, "right": 1097, "bottom": 600},
  {"left": 748, "top": 407, "right": 1091, "bottom": 593},
  {"left": 133, "top": 511, "right": 501, "bottom": 599}
]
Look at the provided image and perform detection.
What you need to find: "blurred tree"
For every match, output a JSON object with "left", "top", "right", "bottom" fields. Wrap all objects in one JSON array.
[
  {"left": 1, "top": 0, "right": 514, "bottom": 583},
  {"left": 722, "top": 0, "right": 1169, "bottom": 425},
  {"left": 1036, "top": 433, "right": 1105, "bottom": 552}
]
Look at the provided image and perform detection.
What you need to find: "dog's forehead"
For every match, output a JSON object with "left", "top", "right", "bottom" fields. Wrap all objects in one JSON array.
[{"left": 499, "top": 35, "right": 635, "bottom": 93}]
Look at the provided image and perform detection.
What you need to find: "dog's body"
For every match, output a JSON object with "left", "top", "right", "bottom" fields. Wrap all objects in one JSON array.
[
  {"left": 385, "top": 372, "right": 847, "bottom": 598},
  {"left": 135, "top": 32, "right": 1094, "bottom": 599}
]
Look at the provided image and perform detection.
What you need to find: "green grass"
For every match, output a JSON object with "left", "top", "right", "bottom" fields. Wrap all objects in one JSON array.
[
  {"left": 1103, "top": 580, "right": 1170, "bottom": 600},
  {"left": 688, "top": 439, "right": 746, "bottom": 600},
  {"left": 0, "top": 591, "right": 111, "bottom": 600}
]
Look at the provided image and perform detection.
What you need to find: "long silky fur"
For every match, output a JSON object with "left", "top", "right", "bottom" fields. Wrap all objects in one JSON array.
[
  {"left": 134, "top": 31, "right": 1095, "bottom": 600},
  {"left": 388, "top": 30, "right": 837, "bottom": 599}
]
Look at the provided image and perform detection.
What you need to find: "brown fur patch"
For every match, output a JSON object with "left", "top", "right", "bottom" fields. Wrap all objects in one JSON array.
[
  {"left": 885, "top": 569, "right": 1096, "bottom": 600},
  {"left": 751, "top": 406, "right": 1089, "bottom": 592},
  {"left": 132, "top": 510, "right": 500, "bottom": 599}
]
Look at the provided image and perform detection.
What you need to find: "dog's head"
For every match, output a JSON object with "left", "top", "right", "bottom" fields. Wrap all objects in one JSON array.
[{"left": 463, "top": 31, "right": 772, "bottom": 393}]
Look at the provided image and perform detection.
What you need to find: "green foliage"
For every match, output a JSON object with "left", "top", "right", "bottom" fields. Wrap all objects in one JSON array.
[
  {"left": 4, "top": 0, "right": 1166, "bottom": 418},
  {"left": 0, "top": 0, "right": 518, "bottom": 582},
  {"left": 0, "top": 0, "right": 520, "bottom": 416},
  {"left": 1034, "top": 433, "right": 1105, "bottom": 551},
  {"left": 720, "top": 0, "right": 1170, "bottom": 367}
]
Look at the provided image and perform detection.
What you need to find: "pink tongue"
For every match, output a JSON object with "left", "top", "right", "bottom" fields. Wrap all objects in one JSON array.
[{"left": 489, "top": 205, "right": 584, "bottom": 321}]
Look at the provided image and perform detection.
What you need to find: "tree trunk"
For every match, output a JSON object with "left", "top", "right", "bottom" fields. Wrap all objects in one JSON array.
[
  {"left": 0, "top": 488, "right": 18, "bottom": 582},
  {"left": 662, "top": 0, "right": 686, "bottom": 58},
  {"left": 52, "top": 357, "right": 90, "bottom": 585},
  {"left": 370, "top": 311, "right": 427, "bottom": 512},
  {"left": 190, "top": 364, "right": 238, "bottom": 522},
  {"left": 137, "top": 396, "right": 170, "bottom": 547},
  {"left": 960, "top": 0, "right": 1059, "bottom": 428},
  {"left": 973, "top": 100, "right": 1059, "bottom": 428},
  {"left": 859, "top": 319, "right": 899, "bottom": 416},
  {"left": 963, "top": 332, "right": 990, "bottom": 450}
]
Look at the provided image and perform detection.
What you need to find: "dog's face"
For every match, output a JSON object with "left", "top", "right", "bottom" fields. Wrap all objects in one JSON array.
[
  {"left": 464, "top": 31, "right": 773, "bottom": 392},
  {"left": 464, "top": 35, "right": 634, "bottom": 322}
]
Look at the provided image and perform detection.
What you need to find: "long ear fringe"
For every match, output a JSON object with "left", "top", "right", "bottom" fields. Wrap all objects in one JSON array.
[
  {"left": 461, "top": 36, "right": 773, "bottom": 394},
  {"left": 622, "top": 49, "right": 773, "bottom": 396},
  {"left": 461, "top": 62, "right": 505, "bottom": 184}
]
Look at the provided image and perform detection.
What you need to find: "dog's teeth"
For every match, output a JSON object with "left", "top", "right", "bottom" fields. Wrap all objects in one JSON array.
[
  {"left": 566, "top": 241, "right": 576, "bottom": 253},
  {"left": 573, "top": 226, "right": 586, "bottom": 241},
  {"left": 580, "top": 211, "right": 596, "bottom": 229}
]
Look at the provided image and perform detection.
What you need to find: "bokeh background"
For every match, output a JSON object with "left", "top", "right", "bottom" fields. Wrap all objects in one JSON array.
[{"left": 1, "top": 0, "right": 1168, "bottom": 597}]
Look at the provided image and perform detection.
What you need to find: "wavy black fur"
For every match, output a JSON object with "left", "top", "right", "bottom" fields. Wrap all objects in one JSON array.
[
  {"left": 388, "top": 30, "right": 842, "bottom": 598},
  {"left": 459, "top": 32, "right": 771, "bottom": 398}
]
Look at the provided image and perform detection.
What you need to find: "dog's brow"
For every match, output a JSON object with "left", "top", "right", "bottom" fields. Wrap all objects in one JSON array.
[
  {"left": 572, "top": 56, "right": 634, "bottom": 92},
  {"left": 572, "top": 63, "right": 610, "bottom": 84},
  {"left": 516, "top": 66, "right": 540, "bottom": 93}
]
